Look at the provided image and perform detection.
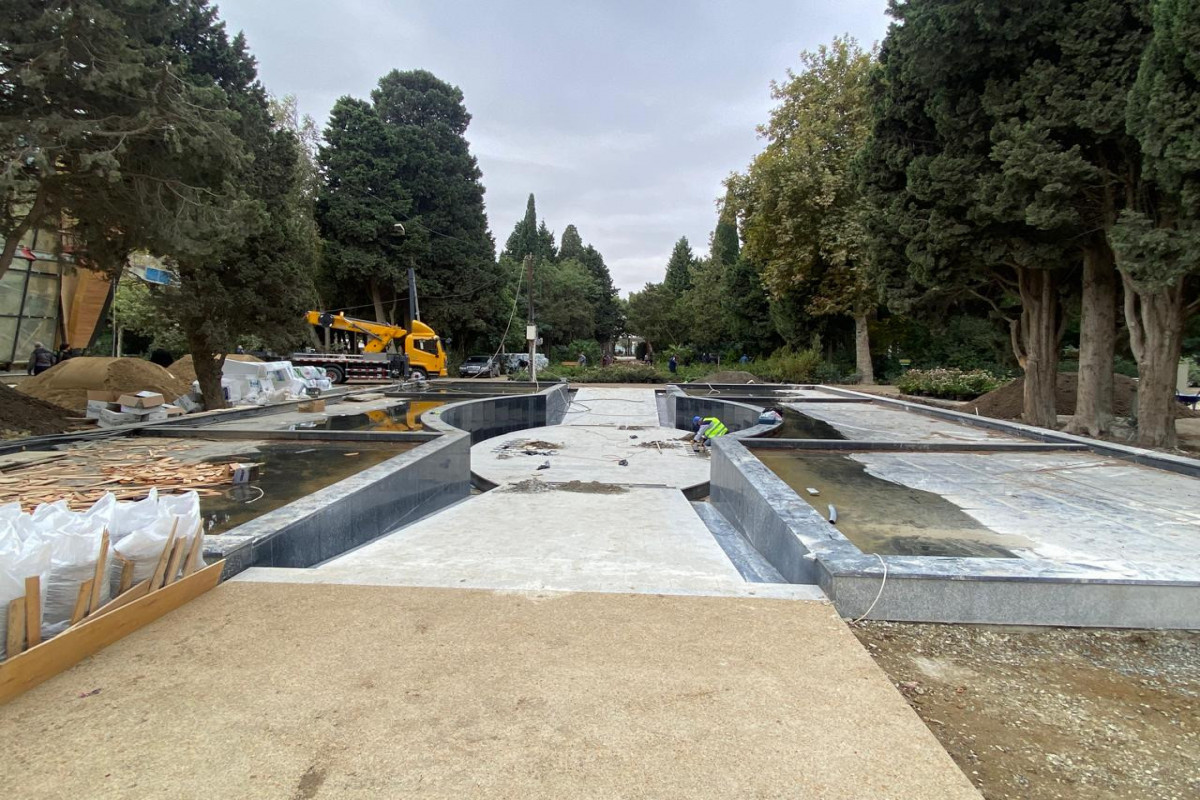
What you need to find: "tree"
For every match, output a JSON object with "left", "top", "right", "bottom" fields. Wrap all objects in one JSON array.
[
  {"left": 503, "top": 194, "right": 541, "bottom": 261},
  {"left": 536, "top": 259, "right": 598, "bottom": 347},
  {"left": 559, "top": 224, "right": 585, "bottom": 261},
  {"left": 2, "top": 0, "right": 246, "bottom": 279},
  {"left": 1111, "top": 0, "right": 1200, "bottom": 447},
  {"left": 711, "top": 187, "right": 740, "bottom": 269},
  {"left": 861, "top": 5, "right": 1081, "bottom": 425},
  {"left": 663, "top": 237, "right": 696, "bottom": 297},
  {"left": 317, "top": 97, "right": 409, "bottom": 322},
  {"left": 562, "top": 224, "right": 623, "bottom": 350},
  {"left": 737, "top": 38, "right": 879, "bottom": 384},
  {"left": 627, "top": 282, "right": 687, "bottom": 351}
]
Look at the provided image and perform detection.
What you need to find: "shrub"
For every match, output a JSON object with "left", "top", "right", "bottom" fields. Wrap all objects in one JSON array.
[
  {"left": 750, "top": 346, "right": 824, "bottom": 383},
  {"left": 571, "top": 364, "right": 665, "bottom": 384},
  {"left": 896, "top": 368, "right": 1004, "bottom": 400}
]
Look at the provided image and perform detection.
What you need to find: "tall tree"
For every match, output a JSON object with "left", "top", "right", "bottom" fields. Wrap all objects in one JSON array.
[
  {"left": 1112, "top": 0, "right": 1200, "bottom": 447},
  {"left": 663, "top": 236, "right": 696, "bottom": 297},
  {"left": 2, "top": 0, "right": 246, "bottom": 279},
  {"left": 627, "top": 282, "right": 686, "bottom": 351},
  {"left": 369, "top": 70, "right": 497, "bottom": 348},
  {"left": 317, "top": 97, "right": 409, "bottom": 322},
  {"left": 711, "top": 187, "right": 740, "bottom": 268},
  {"left": 737, "top": 38, "right": 879, "bottom": 384},
  {"left": 559, "top": 224, "right": 585, "bottom": 261}
]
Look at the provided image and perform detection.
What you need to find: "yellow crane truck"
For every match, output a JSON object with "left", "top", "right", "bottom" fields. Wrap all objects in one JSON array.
[{"left": 295, "top": 311, "right": 448, "bottom": 383}]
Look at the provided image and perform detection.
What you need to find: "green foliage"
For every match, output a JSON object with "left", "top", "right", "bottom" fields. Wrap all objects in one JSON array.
[
  {"left": 626, "top": 282, "right": 686, "bottom": 351},
  {"left": 896, "top": 369, "right": 1005, "bottom": 401},
  {"left": 113, "top": 278, "right": 187, "bottom": 354},
  {"left": 750, "top": 346, "right": 824, "bottom": 384},
  {"left": 560, "top": 339, "right": 602, "bottom": 365},
  {"left": 663, "top": 237, "right": 696, "bottom": 297},
  {"left": 566, "top": 364, "right": 666, "bottom": 384}
]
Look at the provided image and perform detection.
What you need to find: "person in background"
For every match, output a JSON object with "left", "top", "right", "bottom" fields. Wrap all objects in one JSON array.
[
  {"left": 739, "top": 353, "right": 750, "bottom": 364},
  {"left": 691, "top": 414, "right": 728, "bottom": 448},
  {"left": 56, "top": 342, "right": 72, "bottom": 363},
  {"left": 27, "top": 341, "right": 55, "bottom": 375},
  {"left": 668, "top": 354, "right": 678, "bottom": 374},
  {"left": 578, "top": 352, "right": 588, "bottom": 368}
]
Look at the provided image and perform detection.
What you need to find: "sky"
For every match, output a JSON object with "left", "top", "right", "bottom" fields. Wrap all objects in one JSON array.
[{"left": 215, "top": 0, "right": 893, "bottom": 295}]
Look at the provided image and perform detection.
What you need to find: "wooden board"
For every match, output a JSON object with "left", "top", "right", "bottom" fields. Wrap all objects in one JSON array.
[
  {"left": 24, "top": 577, "right": 40, "bottom": 648},
  {"left": 6, "top": 598, "right": 25, "bottom": 657},
  {"left": 0, "top": 561, "right": 223, "bottom": 705}
]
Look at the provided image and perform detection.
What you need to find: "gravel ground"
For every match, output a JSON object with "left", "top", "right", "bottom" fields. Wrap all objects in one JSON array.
[{"left": 853, "top": 622, "right": 1200, "bottom": 800}]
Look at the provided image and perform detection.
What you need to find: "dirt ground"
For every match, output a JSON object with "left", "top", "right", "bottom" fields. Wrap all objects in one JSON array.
[
  {"left": 0, "top": 382, "right": 80, "bottom": 437},
  {"left": 965, "top": 374, "right": 1198, "bottom": 422},
  {"left": 852, "top": 621, "right": 1200, "bottom": 800}
]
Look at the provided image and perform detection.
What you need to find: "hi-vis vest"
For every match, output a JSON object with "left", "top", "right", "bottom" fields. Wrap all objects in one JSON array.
[{"left": 701, "top": 417, "right": 728, "bottom": 437}]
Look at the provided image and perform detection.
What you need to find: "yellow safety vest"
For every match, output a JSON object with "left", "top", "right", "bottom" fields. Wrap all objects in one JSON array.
[{"left": 702, "top": 417, "right": 728, "bottom": 437}]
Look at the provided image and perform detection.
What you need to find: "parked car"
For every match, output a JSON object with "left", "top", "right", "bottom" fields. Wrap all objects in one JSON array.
[{"left": 459, "top": 354, "right": 500, "bottom": 378}]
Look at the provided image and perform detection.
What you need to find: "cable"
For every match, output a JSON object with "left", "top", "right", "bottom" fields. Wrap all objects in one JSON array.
[{"left": 849, "top": 553, "right": 888, "bottom": 625}]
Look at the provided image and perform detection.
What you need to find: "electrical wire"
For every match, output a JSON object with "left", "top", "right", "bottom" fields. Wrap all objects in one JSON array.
[{"left": 849, "top": 553, "right": 888, "bottom": 625}]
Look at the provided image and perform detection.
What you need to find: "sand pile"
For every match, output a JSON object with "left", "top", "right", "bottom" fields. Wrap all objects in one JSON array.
[
  {"left": 167, "top": 353, "right": 262, "bottom": 383},
  {"left": 18, "top": 357, "right": 191, "bottom": 412},
  {"left": 692, "top": 370, "right": 761, "bottom": 384},
  {"left": 966, "top": 373, "right": 1197, "bottom": 420},
  {"left": 0, "top": 384, "right": 79, "bottom": 437}
]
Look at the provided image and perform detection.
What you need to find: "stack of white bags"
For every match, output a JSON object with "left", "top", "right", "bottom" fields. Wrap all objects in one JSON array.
[
  {"left": 198, "top": 360, "right": 332, "bottom": 407},
  {"left": 0, "top": 490, "right": 203, "bottom": 658}
]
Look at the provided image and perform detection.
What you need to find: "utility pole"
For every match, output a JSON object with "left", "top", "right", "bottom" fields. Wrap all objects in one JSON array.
[{"left": 524, "top": 255, "right": 537, "bottom": 382}]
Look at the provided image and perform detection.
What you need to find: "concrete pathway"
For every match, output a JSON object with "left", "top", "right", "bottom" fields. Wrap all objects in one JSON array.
[
  {"left": 0, "top": 583, "right": 981, "bottom": 799},
  {"left": 560, "top": 386, "right": 661, "bottom": 426},
  {"left": 787, "top": 401, "right": 1027, "bottom": 443}
]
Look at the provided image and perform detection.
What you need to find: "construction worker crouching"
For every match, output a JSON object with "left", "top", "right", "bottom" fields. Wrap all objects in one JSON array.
[{"left": 692, "top": 415, "right": 728, "bottom": 448}]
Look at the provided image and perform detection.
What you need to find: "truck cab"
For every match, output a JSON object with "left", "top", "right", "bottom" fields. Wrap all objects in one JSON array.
[{"left": 404, "top": 320, "right": 448, "bottom": 380}]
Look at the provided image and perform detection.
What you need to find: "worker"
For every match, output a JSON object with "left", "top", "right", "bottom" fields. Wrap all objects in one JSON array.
[
  {"left": 759, "top": 406, "right": 784, "bottom": 425},
  {"left": 668, "top": 354, "right": 677, "bottom": 374},
  {"left": 27, "top": 341, "right": 55, "bottom": 375},
  {"left": 691, "top": 415, "right": 728, "bottom": 448},
  {"left": 578, "top": 352, "right": 588, "bottom": 368}
]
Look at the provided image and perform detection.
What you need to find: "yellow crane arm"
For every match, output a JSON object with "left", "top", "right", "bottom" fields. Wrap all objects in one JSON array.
[{"left": 305, "top": 311, "right": 408, "bottom": 353}]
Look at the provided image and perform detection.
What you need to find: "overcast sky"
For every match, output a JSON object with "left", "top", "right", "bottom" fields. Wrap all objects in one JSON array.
[{"left": 215, "top": 0, "right": 892, "bottom": 295}]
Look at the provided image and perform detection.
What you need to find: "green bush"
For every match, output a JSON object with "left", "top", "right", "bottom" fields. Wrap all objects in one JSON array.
[
  {"left": 896, "top": 368, "right": 1005, "bottom": 400},
  {"left": 570, "top": 364, "right": 666, "bottom": 384},
  {"left": 750, "top": 346, "right": 824, "bottom": 383}
]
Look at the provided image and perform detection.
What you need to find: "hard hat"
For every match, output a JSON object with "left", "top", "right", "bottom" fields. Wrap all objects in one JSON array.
[{"left": 692, "top": 416, "right": 701, "bottom": 425}]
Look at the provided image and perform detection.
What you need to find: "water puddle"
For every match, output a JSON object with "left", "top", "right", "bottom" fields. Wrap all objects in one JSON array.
[
  {"left": 755, "top": 450, "right": 1024, "bottom": 557},
  {"left": 201, "top": 441, "right": 413, "bottom": 534},
  {"left": 289, "top": 401, "right": 447, "bottom": 432},
  {"left": 770, "top": 408, "right": 846, "bottom": 440}
]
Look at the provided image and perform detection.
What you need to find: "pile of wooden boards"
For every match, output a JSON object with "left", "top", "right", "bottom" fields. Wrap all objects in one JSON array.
[
  {"left": 4, "top": 518, "right": 205, "bottom": 662},
  {"left": 0, "top": 440, "right": 241, "bottom": 511}
]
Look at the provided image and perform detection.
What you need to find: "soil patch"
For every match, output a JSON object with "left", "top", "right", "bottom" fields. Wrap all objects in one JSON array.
[
  {"left": 691, "top": 370, "right": 761, "bottom": 384},
  {"left": 167, "top": 353, "right": 261, "bottom": 383},
  {"left": 555, "top": 480, "right": 627, "bottom": 494},
  {"left": 0, "top": 383, "right": 80, "bottom": 438},
  {"left": 965, "top": 373, "right": 1198, "bottom": 420},
  {"left": 854, "top": 621, "right": 1200, "bottom": 800},
  {"left": 636, "top": 439, "right": 680, "bottom": 449},
  {"left": 18, "top": 357, "right": 191, "bottom": 412}
]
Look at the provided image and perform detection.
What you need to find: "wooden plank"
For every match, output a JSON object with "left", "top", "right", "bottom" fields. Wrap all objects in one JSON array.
[
  {"left": 89, "top": 579, "right": 152, "bottom": 618},
  {"left": 69, "top": 581, "right": 92, "bottom": 625},
  {"left": 182, "top": 524, "right": 204, "bottom": 576},
  {"left": 88, "top": 530, "right": 109, "bottom": 614},
  {"left": 24, "top": 577, "right": 40, "bottom": 648},
  {"left": 118, "top": 559, "right": 135, "bottom": 594},
  {"left": 6, "top": 598, "right": 26, "bottom": 657},
  {"left": 149, "top": 520, "right": 179, "bottom": 591},
  {"left": 0, "top": 560, "right": 224, "bottom": 704},
  {"left": 163, "top": 538, "right": 186, "bottom": 587}
]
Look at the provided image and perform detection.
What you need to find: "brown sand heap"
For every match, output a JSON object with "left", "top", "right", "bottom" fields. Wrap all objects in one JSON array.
[
  {"left": 0, "top": 383, "right": 79, "bottom": 437},
  {"left": 692, "top": 370, "right": 761, "bottom": 384},
  {"left": 18, "top": 357, "right": 191, "bottom": 413},
  {"left": 167, "top": 353, "right": 262, "bottom": 384},
  {"left": 966, "top": 373, "right": 1197, "bottom": 420}
]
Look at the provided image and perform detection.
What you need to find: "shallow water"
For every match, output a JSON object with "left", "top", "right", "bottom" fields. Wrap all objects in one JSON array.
[
  {"left": 201, "top": 441, "right": 414, "bottom": 534},
  {"left": 290, "top": 400, "right": 447, "bottom": 432},
  {"left": 754, "top": 450, "right": 1023, "bottom": 558}
]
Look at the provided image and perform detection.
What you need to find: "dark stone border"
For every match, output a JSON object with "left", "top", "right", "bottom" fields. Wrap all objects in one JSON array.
[{"left": 710, "top": 436, "right": 1200, "bottom": 629}]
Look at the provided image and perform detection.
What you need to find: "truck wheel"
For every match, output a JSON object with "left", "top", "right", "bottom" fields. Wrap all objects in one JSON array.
[
  {"left": 409, "top": 368, "right": 427, "bottom": 382},
  {"left": 324, "top": 365, "right": 346, "bottom": 384}
]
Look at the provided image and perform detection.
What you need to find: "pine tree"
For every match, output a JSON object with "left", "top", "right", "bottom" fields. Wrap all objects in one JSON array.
[{"left": 663, "top": 237, "right": 696, "bottom": 297}]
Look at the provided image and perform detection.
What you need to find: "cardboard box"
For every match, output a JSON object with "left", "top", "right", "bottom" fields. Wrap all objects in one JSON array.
[
  {"left": 85, "top": 390, "right": 121, "bottom": 420},
  {"left": 298, "top": 399, "right": 326, "bottom": 413},
  {"left": 98, "top": 408, "right": 142, "bottom": 428},
  {"left": 140, "top": 408, "right": 169, "bottom": 423},
  {"left": 162, "top": 404, "right": 186, "bottom": 417},
  {"left": 176, "top": 393, "right": 203, "bottom": 413},
  {"left": 116, "top": 390, "right": 165, "bottom": 409}
]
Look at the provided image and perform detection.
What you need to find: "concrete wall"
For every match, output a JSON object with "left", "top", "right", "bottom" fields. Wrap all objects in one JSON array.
[
  {"left": 710, "top": 437, "right": 1200, "bottom": 629},
  {"left": 424, "top": 384, "right": 570, "bottom": 444},
  {"left": 205, "top": 432, "right": 470, "bottom": 578}
]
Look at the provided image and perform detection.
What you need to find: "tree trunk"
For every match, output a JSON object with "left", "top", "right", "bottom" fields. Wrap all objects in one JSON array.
[
  {"left": 369, "top": 277, "right": 387, "bottom": 324},
  {"left": 188, "top": 332, "right": 228, "bottom": 411},
  {"left": 1066, "top": 240, "right": 1117, "bottom": 437},
  {"left": 853, "top": 308, "right": 874, "bottom": 385},
  {"left": 0, "top": 188, "right": 49, "bottom": 281},
  {"left": 1011, "top": 267, "right": 1061, "bottom": 429},
  {"left": 1123, "top": 272, "right": 1185, "bottom": 449}
]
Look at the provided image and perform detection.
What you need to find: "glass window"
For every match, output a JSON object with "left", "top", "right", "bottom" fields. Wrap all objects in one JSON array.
[
  {"left": 0, "top": 317, "right": 17, "bottom": 364},
  {"left": 413, "top": 338, "right": 439, "bottom": 355},
  {"left": 31, "top": 259, "right": 59, "bottom": 276},
  {"left": 16, "top": 316, "right": 55, "bottom": 362},
  {"left": 22, "top": 273, "right": 59, "bottom": 318},
  {"left": 0, "top": 270, "right": 27, "bottom": 315}
]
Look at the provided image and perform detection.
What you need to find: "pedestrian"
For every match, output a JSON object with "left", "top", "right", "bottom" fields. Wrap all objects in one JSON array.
[
  {"left": 739, "top": 353, "right": 750, "bottom": 364},
  {"left": 56, "top": 342, "right": 72, "bottom": 363},
  {"left": 691, "top": 415, "right": 729, "bottom": 448},
  {"left": 578, "top": 352, "right": 588, "bottom": 368},
  {"left": 27, "top": 341, "right": 55, "bottom": 375},
  {"left": 668, "top": 355, "right": 677, "bottom": 374}
]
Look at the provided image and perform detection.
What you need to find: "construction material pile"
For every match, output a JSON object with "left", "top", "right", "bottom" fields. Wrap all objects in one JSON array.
[
  {"left": 0, "top": 490, "right": 204, "bottom": 658},
  {"left": 167, "top": 353, "right": 262, "bottom": 384},
  {"left": 0, "top": 384, "right": 79, "bottom": 438},
  {"left": 18, "top": 357, "right": 190, "bottom": 413},
  {"left": 0, "top": 439, "right": 241, "bottom": 510}
]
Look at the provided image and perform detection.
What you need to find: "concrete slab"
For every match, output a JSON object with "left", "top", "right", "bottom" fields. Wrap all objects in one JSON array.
[
  {"left": 561, "top": 386, "right": 661, "bottom": 426},
  {"left": 0, "top": 582, "right": 980, "bottom": 799},
  {"left": 472, "top": 425, "right": 710, "bottom": 489},
  {"left": 240, "top": 486, "right": 822, "bottom": 599},
  {"left": 787, "top": 401, "right": 1028, "bottom": 444}
]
